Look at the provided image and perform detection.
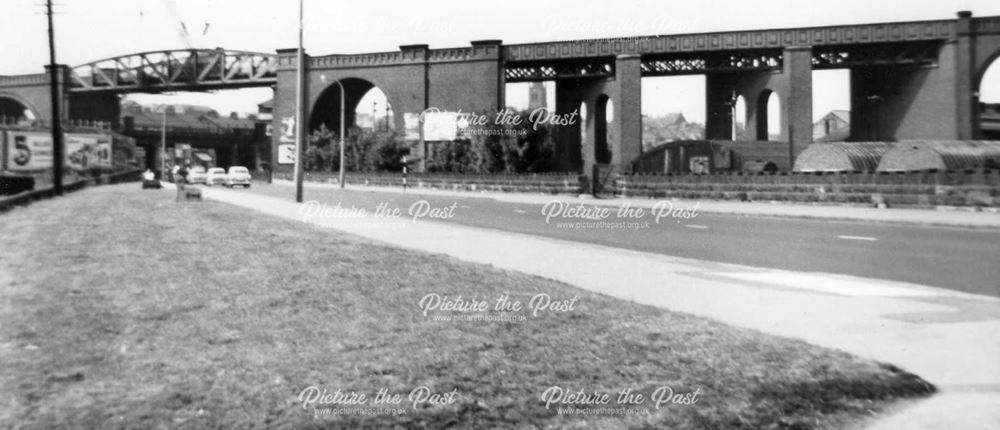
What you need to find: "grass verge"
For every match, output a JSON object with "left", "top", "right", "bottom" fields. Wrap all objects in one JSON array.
[{"left": 0, "top": 184, "right": 933, "bottom": 429}]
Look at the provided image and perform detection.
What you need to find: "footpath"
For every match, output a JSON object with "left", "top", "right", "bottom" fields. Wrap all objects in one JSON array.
[{"left": 271, "top": 179, "right": 1000, "bottom": 229}]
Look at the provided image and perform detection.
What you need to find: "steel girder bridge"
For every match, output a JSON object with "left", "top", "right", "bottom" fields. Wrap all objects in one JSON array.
[{"left": 68, "top": 49, "right": 278, "bottom": 93}]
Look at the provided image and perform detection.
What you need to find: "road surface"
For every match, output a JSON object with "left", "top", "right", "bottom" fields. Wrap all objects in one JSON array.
[{"left": 233, "top": 183, "right": 1000, "bottom": 297}]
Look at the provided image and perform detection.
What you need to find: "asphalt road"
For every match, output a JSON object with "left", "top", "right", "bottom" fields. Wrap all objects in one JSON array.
[{"left": 233, "top": 183, "right": 1000, "bottom": 297}]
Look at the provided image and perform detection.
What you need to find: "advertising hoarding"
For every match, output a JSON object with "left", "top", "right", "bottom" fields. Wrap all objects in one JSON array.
[
  {"left": 277, "top": 144, "right": 296, "bottom": 164},
  {"left": 4, "top": 131, "right": 113, "bottom": 171}
]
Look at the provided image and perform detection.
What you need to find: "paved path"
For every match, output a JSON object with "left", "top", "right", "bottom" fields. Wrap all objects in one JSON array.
[
  {"left": 272, "top": 179, "right": 1000, "bottom": 229},
  {"left": 193, "top": 184, "right": 1000, "bottom": 429}
]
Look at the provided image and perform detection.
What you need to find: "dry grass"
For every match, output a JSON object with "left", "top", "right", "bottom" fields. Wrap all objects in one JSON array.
[{"left": 0, "top": 184, "right": 933, "bottom": 429}]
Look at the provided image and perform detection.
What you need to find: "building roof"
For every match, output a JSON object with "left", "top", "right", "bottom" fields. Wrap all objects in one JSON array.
[
  {"left": 641, "top": 139, "right": 803, "bottom": 171},
  {"left": 125, "top": 109, "right": 255, "bottom": 134},
  {"left": 794, "top": 141, "right": 893, "bottom": 172},
  {"left": 877, "top": 140, "right": 1000, "bottom": 171},
  {"left": 814, "top": 127, "right": 851, "bottom": 142},
  {"left": 827, "top": 110, "right": 850, "bottom": 123}
]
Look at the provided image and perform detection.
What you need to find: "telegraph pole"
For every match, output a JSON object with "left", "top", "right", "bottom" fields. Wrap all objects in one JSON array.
[
  {"left": 293, "top": 0, "right": 305, "bottom": 202},
  {"left": 46, "top": 0, "right": 64, "bottom": 195}
]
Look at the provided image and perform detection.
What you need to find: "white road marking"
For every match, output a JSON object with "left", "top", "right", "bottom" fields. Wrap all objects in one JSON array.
[
  {"left": 513, "top": 209, "right": 527, "bottom": 214},
  {"left": 718, "top": 272, "right": 941, "bottom": 297},
  {"left": 685, "top": 224, "right": 709, "bottom": 229},
  {"left": 838, "top": 235, "right": 878, "bottom": 241}
]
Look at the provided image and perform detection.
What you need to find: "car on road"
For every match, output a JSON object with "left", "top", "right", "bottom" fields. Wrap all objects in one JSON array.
[
  {"left": 187, "top": 166, "right": 207, "bottom": 184},
  {"left": 206, "top": 167, "right": 227, "bottom": 186},
  {"left": 224, "top": 166, "right": 252, "bottom": 188}
]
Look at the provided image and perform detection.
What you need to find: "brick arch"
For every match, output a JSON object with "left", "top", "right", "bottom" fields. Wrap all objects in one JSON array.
[
  {"left": 0, "top": 92, "right": 41, "bottom": 122},
  {"left": 975, "top": 48, "right": 1000, "bottom": 97},
  {"left": 973, "top": 35, "right": 1000, "bottom": 93},
  {"left": 306, "top": 68, "right": 428, "bottom": 134},
  {"left": 756, "top": 89, "right": 779, "bottom": 141},
  {"left": 308, "top": 77, "right": 383, "bottom": 135}
]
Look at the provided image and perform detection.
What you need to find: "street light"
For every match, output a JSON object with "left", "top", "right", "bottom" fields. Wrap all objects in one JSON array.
[
  {"left": 152, "top": 105, "right": 168, "bottom": 180},
  {"left": 293, "top": 0, "right": 305, "bottom": 203},
  {"left": 319, "top": 75, "right": 346, "bottom": 189},
  {"left": 160, "top": 107, "right": 167, "bottom": 179},
  {"left": 338, "top": 82, "right": 346, "bottom": 188}
]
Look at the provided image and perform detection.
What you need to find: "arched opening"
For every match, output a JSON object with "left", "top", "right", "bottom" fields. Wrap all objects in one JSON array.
[
  {"left": 124, "top": 88, "right": 273, "bottom": 172},
  {"left": 595, "top": 95, "right": 611, "bottom": 164},
  {"left": 756, "top": 90, "right": 781, "bottom": 141},
  {"left": 309, "top": 77, "right": 394, "bottom": 136},
  {"left": 812, "top": 69, "right": 850, "bottom": 142},
  {"left": 734, "top": 95, "right": 747, "bottom": 140},
  {"left": 0, "top": 96, "right": 36, "bottom": 126},
  {"left": 357, "top": 87, "right": 394, "bottom": 132},
  {"left": 641, "top": 75, "right": 706, "bottom": 150},
  {"left": 504, "top": 81, "right": 555, "bottom": 112},
  {"left": 978, "top": 53, "right": 1000, "bottom": 139}
]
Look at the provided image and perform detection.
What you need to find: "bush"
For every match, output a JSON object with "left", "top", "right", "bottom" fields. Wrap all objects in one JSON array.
[
  {"left": 305, "top": 125, "right": 408, "bottom": 173},
  {"left": 425, "top": 109, "right": 557, "bottom": 174},
  {"left": 306, "top": 109, "right": 560, "bottom": 174}
]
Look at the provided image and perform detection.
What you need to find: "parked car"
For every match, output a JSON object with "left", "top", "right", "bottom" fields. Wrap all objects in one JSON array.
[
  {"left": 187, "top": 166, "right": 207, "bottom": 184},
  {"left": 225, "top": 166, "right": 252, "bottom": 188},
  {"left": 206, "top": 167, "right": 227, "bottom": 186}
]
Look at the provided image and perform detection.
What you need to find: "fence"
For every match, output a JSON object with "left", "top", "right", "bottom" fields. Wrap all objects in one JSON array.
[
  {"left": 614, "top": 169, "right": 1000, "bottom": 207},
  {"left": 0, "top": 169, "right": 142, "bottom": 213},
  {"left": 269, "top": 169, "right": 1000, "bottom": 207},
  {"left": 274, "top": 171, "right": 585, "bottom": 195}
]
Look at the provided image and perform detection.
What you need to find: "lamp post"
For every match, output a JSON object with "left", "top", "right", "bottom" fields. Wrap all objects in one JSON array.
[
  {"left": 867, "top": 94, "right": 882, "bottom": 141},
  {"left": 161, "top": 107, "right": 167, "bottom": 179},
  {"left": 337, "top": 81, "right": 345, "bottom": 189},
  {"left": 384, "top": 102, "right": 390, "bottom": 132},
  {"left": 319, "top": 74, "right": 346, "bottom": 189}
]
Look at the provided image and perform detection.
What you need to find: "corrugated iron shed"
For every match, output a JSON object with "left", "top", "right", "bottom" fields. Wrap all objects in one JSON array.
[
  {"left": 877, "top": 140, "right": 1000, "bottom": 171},
  {"left": 793, "top": 142, "right": 893, "bottom": 172}
]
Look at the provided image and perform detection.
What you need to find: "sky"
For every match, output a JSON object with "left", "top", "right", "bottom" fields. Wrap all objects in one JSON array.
[{"left": 2, "top": 0, "right": 999, "bottom": 123}]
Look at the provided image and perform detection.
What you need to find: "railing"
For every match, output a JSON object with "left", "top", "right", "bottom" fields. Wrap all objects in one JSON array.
[
  {"left": 0, "top": 169, "right": 142, "bottom": 213},
  {"left": 614, "top": 169, "right": 1000, "bottom": 207},
  {"left": 275, "top": 171, "right": 585, "bottom": 195},
  {"left": 265, "top": 169, "right": 1000, "bottom": 207}
]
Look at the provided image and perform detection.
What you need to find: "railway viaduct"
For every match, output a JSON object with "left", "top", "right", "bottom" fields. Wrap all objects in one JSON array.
[{"left": 1, "top": 11, "right": 999, "bottom": 174}]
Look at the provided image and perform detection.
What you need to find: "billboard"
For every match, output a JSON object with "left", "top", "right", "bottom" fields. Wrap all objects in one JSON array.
[
  {"left": 404, "top": 113, "right": 421, "bottom": 141},
  {"left": 5, "top": 132, "right": 53, "bottom": 171},
  {"left": 422, "top": 111, "right": 458, "bottom": 141},
  {"left": 4, "top": 131, "right": 113, "bottom": 171},
  {"left": 277, "top": 144, "right": 296, "bottom": 164},
  {"left": 65, "top": 133, "right": 113, "bottom": 169}
]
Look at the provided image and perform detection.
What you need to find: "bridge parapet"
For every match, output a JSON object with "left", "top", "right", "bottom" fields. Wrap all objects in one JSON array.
[
  {"left": 307, "top": 51, "right": 412, "bottom": 69},
  {"left": 503, "top": 18, "right": 966, "bottom": 62},
  {"left": 0, "top": 73, "right": 51, "bottom": 89},
  {"left": 308, "top": 42, "right": 502, "bottom": 70},
  {"left": 972, "top": 16, "right": 1000, "bottom": 34}
]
